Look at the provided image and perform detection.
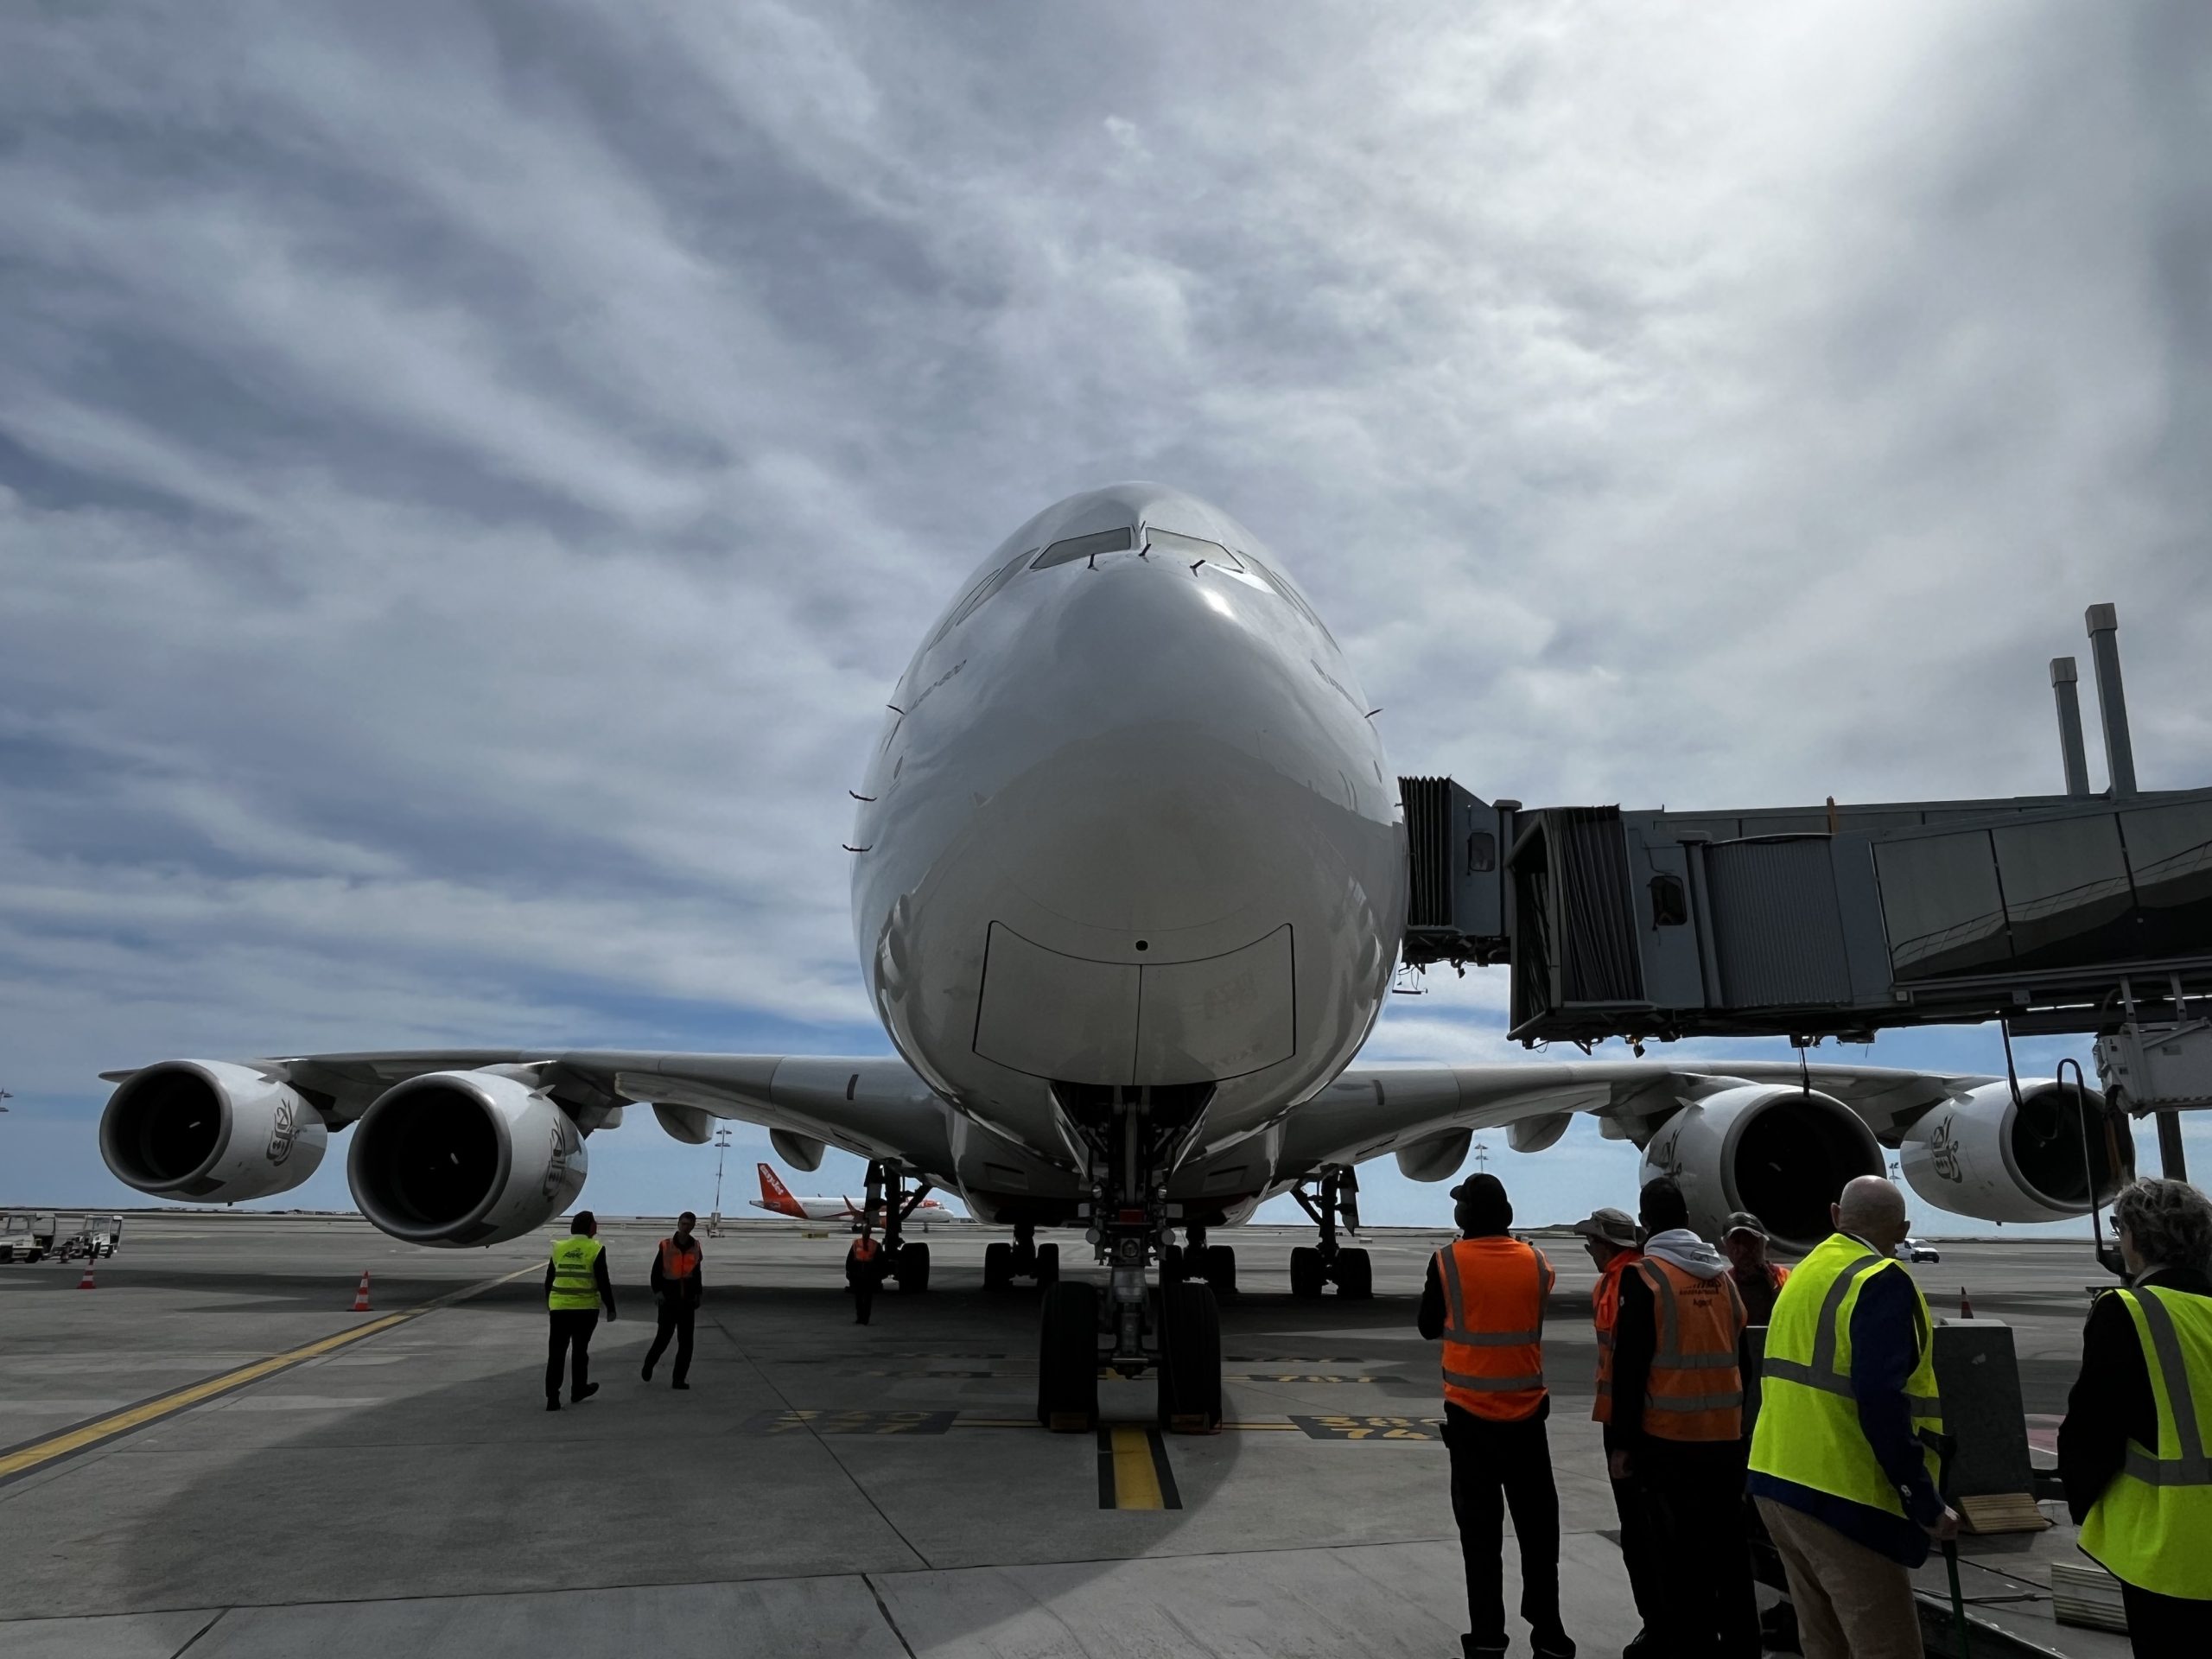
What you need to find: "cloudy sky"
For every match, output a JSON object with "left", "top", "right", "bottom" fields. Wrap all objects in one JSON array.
[{"left": 3, "top": 2, "right": 2207, "bottom": 1234}]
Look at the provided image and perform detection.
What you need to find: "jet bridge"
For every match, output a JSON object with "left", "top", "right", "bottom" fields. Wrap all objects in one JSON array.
[{"left": 1401, "top": 605, "right": 2211, "bottom": 1177}]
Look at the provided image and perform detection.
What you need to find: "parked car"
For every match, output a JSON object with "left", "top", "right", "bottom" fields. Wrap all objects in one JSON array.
[{"left": 1896, "top": 1237, "right": 1942, "bottom": 1263}]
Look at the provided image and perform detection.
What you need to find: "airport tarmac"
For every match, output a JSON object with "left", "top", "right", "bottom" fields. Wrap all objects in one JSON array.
[{"left": 0, "top": 1215, "right": 2128, "bottom": 1657}]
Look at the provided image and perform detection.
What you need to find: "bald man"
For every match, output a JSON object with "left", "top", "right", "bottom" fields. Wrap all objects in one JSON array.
[{"left": 1748, "top": 1177, "right": 1958, "bottom": 1659}]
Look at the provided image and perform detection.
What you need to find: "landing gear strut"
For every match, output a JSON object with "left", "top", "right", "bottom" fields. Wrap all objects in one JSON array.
[
  {"left": 1035, "top": 1083, "right": 1222, "bottom": 1434},
  {"left": 985, "top": 1221, "right": 1060, "bottom": 1291},
  {"left": 1289, "top": 1164, "right": 1370, "bottom": 1299},
  {"left": 863, "top": 1160, "right": 934, "bottom": 1294}
]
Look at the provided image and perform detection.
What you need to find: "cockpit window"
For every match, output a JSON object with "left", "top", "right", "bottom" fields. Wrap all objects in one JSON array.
[
  {"left": 1030, "top": 526, "right": 1133, "bottom": 569},
  {"left": 1143, "top": 527, "right": 1244, "bottom": 571},
  {"left": 925, "top": 546, "right": 1033, "bottom": 651},
  {"left": 1239, "top": 550, "right": 1339, "bottom": 648}
]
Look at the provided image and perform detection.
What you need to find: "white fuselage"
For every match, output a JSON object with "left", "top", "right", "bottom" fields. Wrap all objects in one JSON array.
[{"left": 849, "top": 485, "right": 1406, "bottom": 1214}]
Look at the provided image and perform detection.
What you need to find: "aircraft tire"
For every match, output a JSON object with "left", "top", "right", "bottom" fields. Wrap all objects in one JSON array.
[
  {"left": 1203, "top": 1244, "right": 1237, "bottom": 1296},
  {"left": 1036, "top": 1243, "right": 1060, "bottom": 1287},
  {"left": 1157, "top": 1278, "right": 1223, "bottom": 1433},
  {"left": 984, "top": 1241, "right": 1013, "bottom": 1291},
  {"left": 898, "top": 1242, "right": 931, "bottom": 1293},
  {"left": 1037, "top": 1280, "right": 1099, "bottom": 1431},
  {"left": 1334, "top": 1247, "right": 1372, "bottom": 1300},
  {"left": 1289, "top": 1245, "right": 1325, "bottom": 1299}
]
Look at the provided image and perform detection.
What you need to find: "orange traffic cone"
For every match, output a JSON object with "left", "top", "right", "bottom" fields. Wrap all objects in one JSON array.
[
  {"left": 1960, "top": 1287, "right": 1974, "bottom": 1319},
  {"left": 77, "top": 1262, "right": 96, "bottom": 1289},
  {"left": 351, "top": 1270, "right": 372, "bottom": 1312}
]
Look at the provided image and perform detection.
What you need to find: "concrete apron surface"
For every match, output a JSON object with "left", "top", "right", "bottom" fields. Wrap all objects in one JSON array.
[{"left": 0, "top": 1220, "right": 2108, "bottom": 1657}]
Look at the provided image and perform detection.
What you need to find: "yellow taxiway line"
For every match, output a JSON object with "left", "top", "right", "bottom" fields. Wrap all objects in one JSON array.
[{"left": 0, "top": 1262, "right": 539, "bottom": 1485}]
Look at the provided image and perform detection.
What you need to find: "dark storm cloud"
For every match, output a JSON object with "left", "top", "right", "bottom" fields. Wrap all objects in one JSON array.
[{"left": 1, "top": 3, "right": 2206, "bottom": 1217}]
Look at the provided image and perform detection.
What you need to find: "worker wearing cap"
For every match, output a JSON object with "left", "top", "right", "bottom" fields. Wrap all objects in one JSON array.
[
  {"left": 1723, "top": 1211, "right": 1790, "bottom": 1324},
  {"left": 1723, "top": 1209, "right": 1802, "bottom": 1656},
  {"left": 2058, "top": 1177, "right": 2212, "bottom": 1655},
  {"left": 1572, "top": 1205, "right": 1662, "bottom": 1656},
  {"left": 543, "top": 1210, "right": 617, "bottom": 1411},
  {"left": 1419, "top": 1173, "right": 1574, "bottom": 1659},
  {"left": 1609, "top": 1177, "right": 1758, "bottom": 1657},
  {"left": 1750, "top": 1176, "right": 1958, "bottom": 1659},
  {"left": 641, "top": 1211, "right": 703, "bottom": 1389}
]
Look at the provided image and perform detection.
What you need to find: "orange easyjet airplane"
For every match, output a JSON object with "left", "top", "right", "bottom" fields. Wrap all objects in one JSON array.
[{"left": 748, "top": 1164, "right": 954, "bottom": 1226}]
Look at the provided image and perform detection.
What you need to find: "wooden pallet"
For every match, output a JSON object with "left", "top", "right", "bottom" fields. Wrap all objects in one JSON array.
[{"left": 1960, "top": 1491, "right": 2052, "bottom": 1534}]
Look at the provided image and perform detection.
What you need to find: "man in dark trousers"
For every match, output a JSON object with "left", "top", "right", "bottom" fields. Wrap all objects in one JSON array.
[
  {"left": 642, "top": 1211, "right": 703, "bottom": 1389},
  {"left": 1419, "top": 1173, "right": 1573, "bottom": 1659},
  {"left": 2059, "top": 1176, "right": 2212, "bottom": 1654},
  {"left": 1573, "top": 1205, "right": 1662, "bottom": 1657},
  {"left": 544, "top": 1210, "right": 617, "bottom": 1410},
  {"left": 846, "top": 1226, "right": 882, "bottom": 1325},
  {"left": 1611, "top": 1177, "right": 1758, "bottom": 1657}
]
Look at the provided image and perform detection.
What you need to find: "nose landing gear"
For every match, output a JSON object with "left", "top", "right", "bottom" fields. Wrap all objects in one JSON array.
[
  {"left": 1289, "top": 1164, "right": 1371, "bottom": 1299},
  {"left": 1035, "top": 1083, "right": 1223, "bottom": 1434}
]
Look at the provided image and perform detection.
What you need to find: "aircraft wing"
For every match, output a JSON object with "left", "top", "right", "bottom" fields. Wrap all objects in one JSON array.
[
  {"left": 104, "top": 1049, "right": 958, "bottom": 1179},
  {"left": 1274, "top": 1058, "right": 1991, "bottom": 1181}
]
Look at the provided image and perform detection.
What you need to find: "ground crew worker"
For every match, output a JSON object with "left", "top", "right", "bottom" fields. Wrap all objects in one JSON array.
[
  {"left": 544, "top": 1210, "right": 617, "bottom": 1410},
  {"left": 1610, "top": 1177, "right": 1757, "bottom": 1657},
  {"left": 1419, "top": 1173, "right": 1574, "bottom": 1659},
  {"left": 1722, "top": 1210, "right": 1789, "bottom": 1323},
  {"left": 1571, "top": 1205, "right": 1661, "bottom": 1656},
  {"left": 1723, "top": 1209, "right": 1801, "bottom": 1656},
  {"left": 847, "top": 1227, "right": 882, "bottom": 1325},
  {"left": 2058, "top": 1176, "right": 2212, "bottom": 1653},
  {"left": 642, "top": 1210, "right": 703, "bottom": 1389},
  {"left": 1749, "top": 1175, "right": 1958, "bottom": 1659}
]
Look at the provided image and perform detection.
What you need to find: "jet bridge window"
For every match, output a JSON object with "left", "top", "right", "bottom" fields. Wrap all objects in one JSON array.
[
  {"left": 1030, "top": 527, "right": 1133, "bottom": 569},
  {"left": 1144, "top": 527, "right": 1244, "bottom": 570}
]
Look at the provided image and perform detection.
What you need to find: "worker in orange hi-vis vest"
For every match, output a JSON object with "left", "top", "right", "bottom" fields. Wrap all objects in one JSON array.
[
  {"left": 1573, "top": 1205, "right": 1662, "bottom": 1658},
  {"left": 846, "top": 1228, "right": 882, "bottom": 1325},
  {"left": 1611, "top": 1177, "right": 1757, "bottom": 1659},
  {"left": 1419, "top": 1173, "right": 1575, "bottom": 1659}
]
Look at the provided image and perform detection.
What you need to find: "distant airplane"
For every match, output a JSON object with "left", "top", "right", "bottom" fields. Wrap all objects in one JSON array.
[{"left": 749, "top": 1163, "right": 950, "bottom": 1227}]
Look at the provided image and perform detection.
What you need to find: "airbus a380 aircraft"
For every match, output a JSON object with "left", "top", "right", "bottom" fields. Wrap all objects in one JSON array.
[{"left": 95, "top": 484, "right": 2126, "bottom": 1429}]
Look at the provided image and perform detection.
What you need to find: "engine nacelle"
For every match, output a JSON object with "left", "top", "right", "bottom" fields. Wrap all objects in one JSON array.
[
  {"left": 348, "top": 1071, "right": 587, "bottom": 1247},
  {"left": 99, "top": 1060, "right": 327, "bottom": 1203},
  {"left": 1640, "top": 1084, "right": 1885, "bottom": 1251},
  {"left": 1900, "top": 1080, "right": 2133, "bottom": 1224}
]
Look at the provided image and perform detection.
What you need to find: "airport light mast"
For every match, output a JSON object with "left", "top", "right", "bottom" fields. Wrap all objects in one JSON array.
[{"left": 709, "top": 1127, "right": 732, "bottom": 1237}]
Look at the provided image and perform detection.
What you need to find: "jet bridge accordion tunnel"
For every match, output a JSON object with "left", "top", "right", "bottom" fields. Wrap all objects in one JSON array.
[
  {"left": 1400, "top": 776, "right": 2212, "bottom": 1171},
  {"left": 1402, "top": 775, "right": 2212, "bottom": 1043}
]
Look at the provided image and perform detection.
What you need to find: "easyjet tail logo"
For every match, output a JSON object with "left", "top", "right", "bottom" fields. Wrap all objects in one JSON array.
[{"left": 757, "top": 1164, "right": 804, "bottom": 1217}]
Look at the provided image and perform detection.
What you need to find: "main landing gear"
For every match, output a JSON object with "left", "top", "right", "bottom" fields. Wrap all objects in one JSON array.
[
  {"left": 1035, "top": 1083, "right": 1224, "bottom": 1436},
  {"left": 862, "top": 1160, "right": 935, "bottom": 1294},
  {"left": 1288, "top": 1165, "right": 1371, "bottom": 1300},
  {"left": 983, "top": 1223, "right": 1061, "bottom": 1292},
  {"left": 1161, "top": 1221, "right": 1236, "bottom": 1297}
]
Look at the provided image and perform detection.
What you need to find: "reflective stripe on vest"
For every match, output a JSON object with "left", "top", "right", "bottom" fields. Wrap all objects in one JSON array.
[
  {"left": 548, "top": 1236, "right": 603, "bottom": 1311},
  {"left": 1592, "top": 1250, "right": 1643, "bottom": 1424},
  {"left": 1637, "top": 1257, "right": 1749, "bottom": 1440},
  {"left": 1747, "top": 1232, "right": 1943, "bottom": 1519},
  {"left": 659, "top": 1238, "right": 701, "bottom": 1281},
  {"left": 2079, "top": 1286, "right": 2212, "bottom": 1599},
  {"left": 1437, "top": 1236, "right": 1553, "bottom": 1421}
]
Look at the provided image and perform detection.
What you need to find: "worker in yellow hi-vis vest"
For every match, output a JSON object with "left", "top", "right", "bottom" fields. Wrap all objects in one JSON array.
[
  {"left": 544, "top": 1210, "right": 618, "bottom": 1410},
  {"left": 1748, "top": 1176, "right": 1957, "bottom": 1659},
  {"left": 2059, "top": 1177, "right": 2212, "bottom": 1655}
]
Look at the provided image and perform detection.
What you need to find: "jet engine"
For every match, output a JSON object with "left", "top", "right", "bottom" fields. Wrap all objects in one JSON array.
[
  {"left": 99, "top": 1060, "right": 328, "bottom": 1203},
  {"left": 1899, "top": 1080, "right": 2132, "bottom": 1224},
  {"left": 347, "top": 1070, "right": 587, "bottom": 1247},
  {"left": 1639, "top": 1084, "right": 1885, "bottom": 1251}
]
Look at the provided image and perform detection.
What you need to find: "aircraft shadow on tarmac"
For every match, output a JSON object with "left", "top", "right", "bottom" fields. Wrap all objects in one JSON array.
[{"left": 84, "top": 1278, "right": 1618, "bottom": 1635}]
